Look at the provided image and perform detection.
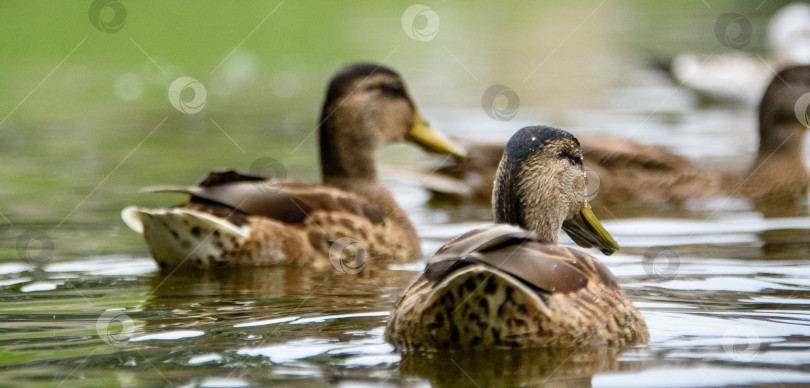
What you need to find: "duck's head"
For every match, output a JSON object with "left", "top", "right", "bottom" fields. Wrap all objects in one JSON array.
[
  {"left": 319, "top": 63, "right": 466, "bottom": 161},
  {"left": 758, "top": 65, "right": 810, "bottom": 158},
  {"left": 492, "top": 126, "right": 619, "bottom": 255}
]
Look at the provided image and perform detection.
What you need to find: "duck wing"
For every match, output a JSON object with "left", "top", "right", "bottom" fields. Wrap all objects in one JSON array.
[
  {"left": 425, "top": 224, "right": 615, "bottom": 295},
  {"left": 142, "top": 169, "right": 384, "bottom": 225},
  {"left": 581, "top": 137, "right": 693, "bottom": 170},
  {"left": 580, "top": 137, "right": 723, "bottom": 204}
]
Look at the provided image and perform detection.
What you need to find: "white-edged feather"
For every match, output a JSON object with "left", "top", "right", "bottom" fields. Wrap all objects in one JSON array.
[{"left": 120, "top": 206, "right": 250, "bottom": 268}]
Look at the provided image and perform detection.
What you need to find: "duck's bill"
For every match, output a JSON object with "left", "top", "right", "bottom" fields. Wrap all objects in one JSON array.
[
  {"left": 561, "top": 203, "right": 620, "bottom": 255},
  {"left": 406, "top": 112, "right": 467, "bottom": 158}
]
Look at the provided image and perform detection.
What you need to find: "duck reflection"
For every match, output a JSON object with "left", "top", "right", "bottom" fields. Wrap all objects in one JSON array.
[
  {"left": 398, "top": 346, "right": 633, "bottom": 387},
  {"left": 141, "top": 265, "right": 421, "bottom": 325},
  {"left": 754, "top": 197, "right": 810, "bottom": 261},
  {"left": 759, "top": 227, "right": 810, "bottom": 261}
]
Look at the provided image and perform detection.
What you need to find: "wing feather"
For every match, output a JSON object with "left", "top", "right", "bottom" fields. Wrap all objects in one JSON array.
[
  {"left": 141, "top": 170, "right": 384, "bottom": 225},
  {"left": 425, "top": 224, "right": 615, "bottom": 295}
]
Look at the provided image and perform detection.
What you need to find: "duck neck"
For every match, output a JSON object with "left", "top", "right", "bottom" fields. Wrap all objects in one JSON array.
[
  {"left": 318, "top": 109, "right": 420, "bottom": 252},
  {"left": 319, "top": 109, "right": 380, "bottom": 189},
  {"left": 317, "top": 105, "right": 416, "bottom": 242},
  {"left": 756, "top": 122, "right": 805, "bottom": 164},
  {"left": 740, "top": 122, "right": 810, "bottom": 197},
  {"left": 493, "top": 168, "right": 565, "bottom": 244}
]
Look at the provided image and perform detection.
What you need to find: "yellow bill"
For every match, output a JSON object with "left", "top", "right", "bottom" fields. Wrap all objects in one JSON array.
[
  {"left": 406, "top": 111, "right": 467, "bottom": 158},
  {"left": 561, "top": 202, "right": 620, "bottom": 255}
]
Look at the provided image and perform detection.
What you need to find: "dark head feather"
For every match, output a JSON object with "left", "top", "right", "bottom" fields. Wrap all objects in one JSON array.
[
  {"left": 758, "top": 65, "right": 810, "bottom": 155},
  {"left": 760, "top": 65, "right": 810, "bottom": 126},
  {"left": 503, "top": 126, "right": 578, "bottom": 166},
  {"left": 322, "top": 63, "right": 400, "bottom": 109}
]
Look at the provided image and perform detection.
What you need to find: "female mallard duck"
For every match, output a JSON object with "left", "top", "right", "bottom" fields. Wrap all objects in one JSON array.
[
  {"left": 122, "top": 63, "right": 466, "bottom": 270},
  {"left": 415, "top": 65, "right": 810, "bottom": 206},
  {"left": 386, "top": 126, "right": 648, "bottom": 350}
]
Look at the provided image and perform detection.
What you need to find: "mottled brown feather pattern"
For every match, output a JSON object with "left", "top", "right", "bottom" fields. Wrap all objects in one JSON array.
[
  {"left": 151, "top": 180, "right": 418, "bottom": 268},
  {"left": 386, "top": 227, "right": 647, "bottom": 350}
]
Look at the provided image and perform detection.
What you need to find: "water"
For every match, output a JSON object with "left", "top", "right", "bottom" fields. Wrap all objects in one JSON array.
[{"left": 3, "top": 1, "right": 810, "bottom": 387}]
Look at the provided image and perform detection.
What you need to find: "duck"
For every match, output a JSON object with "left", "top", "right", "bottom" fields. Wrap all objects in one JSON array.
[
  {"left": 385, "top": 126, "right": 648, "bottom": 351},
  {"left": 669, "top": 2, "right": 810, "bottom": 105},
  {"left": 411, "top": 65, "right": 810, "bottom": 206},
  {"left": 121, "top": 63, "right": 466, "bottom": 270}
]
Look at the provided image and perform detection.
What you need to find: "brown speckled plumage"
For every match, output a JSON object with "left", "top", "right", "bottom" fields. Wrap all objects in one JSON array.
[
  {"left": 419, "top": 65, "right": 810, "bottom": 206},
  {"left": 123, "top": 63, "right": 465, "bottom": 270},
  {"left": 386, "top": 126, "right": 648, "bottom": 351}
]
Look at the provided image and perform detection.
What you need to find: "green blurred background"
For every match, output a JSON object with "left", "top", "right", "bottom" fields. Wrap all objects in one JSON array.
[{"left": 0, "top": 0, "right": 786, "bottom": 226}]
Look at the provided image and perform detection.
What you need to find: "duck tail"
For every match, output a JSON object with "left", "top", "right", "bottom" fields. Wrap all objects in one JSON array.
[
  {"left": 388, "top": 265, "right": 551, "bottom": 350},
  {"left": 121, "top": 206, "right": 249, "bottom": 269}
]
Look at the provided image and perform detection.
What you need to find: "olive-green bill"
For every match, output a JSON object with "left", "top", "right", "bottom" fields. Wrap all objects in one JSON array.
[
  {"left": 562, "top": 202, "right": 619, "bottom": 255},
  {"left": 406, "top": 111, "right": 467, "bottom": 158}
]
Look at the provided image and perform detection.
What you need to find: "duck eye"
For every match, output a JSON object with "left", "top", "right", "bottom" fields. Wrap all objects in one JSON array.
[
  {"left": 557, "top": 149, "right": 582, "bottom": 165},
  {"left": 557, "top": 150, "right": 582, "bottom": 166},
  {"left": 379, "top": 81, "right": 405, "bottom": 97}
]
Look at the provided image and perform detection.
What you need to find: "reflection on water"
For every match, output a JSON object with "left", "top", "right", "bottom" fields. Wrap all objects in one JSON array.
[
  {"left": 760, "top": 228, "right": 810, "bottom": 260},
  {"left": 2, "top": 0, "right": 810, "bottom": 386},
  {"left": 400, "top": 347, "right": 624, "bottom": 388},
  {"left": 3, "top": 200, "right": 810, "bottom": 386}
]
